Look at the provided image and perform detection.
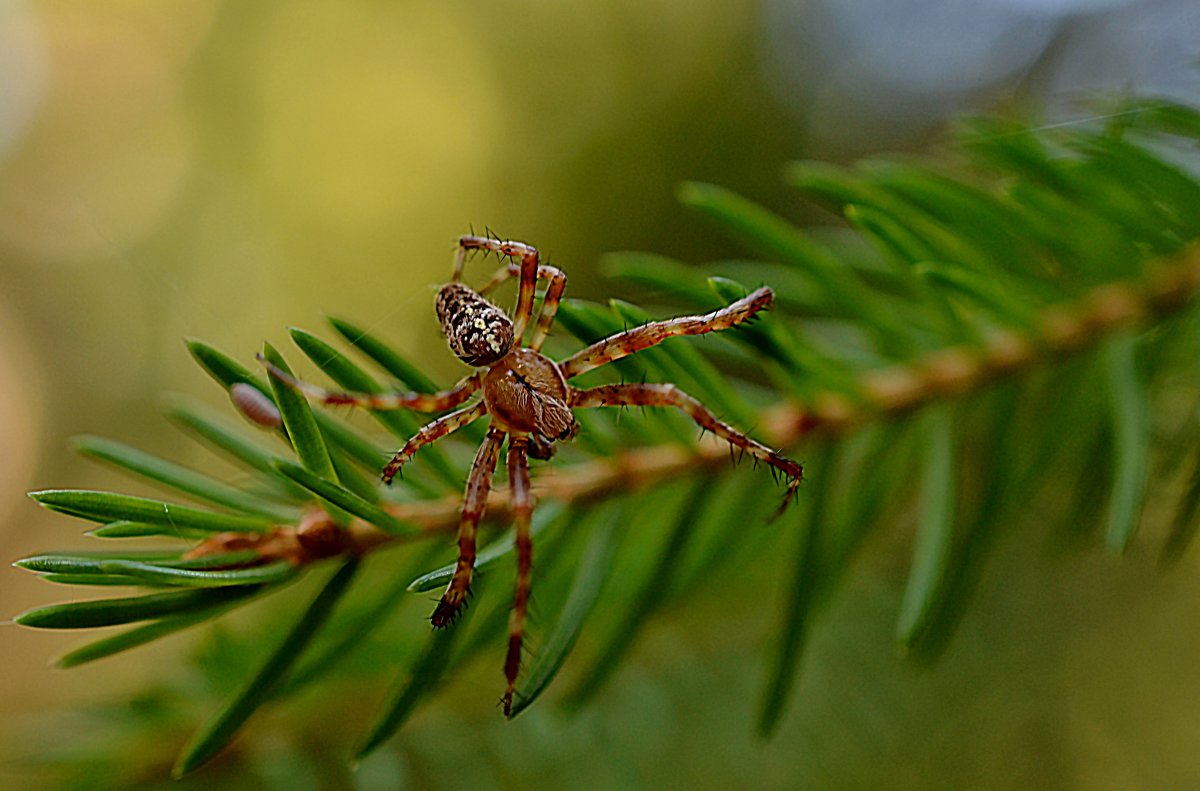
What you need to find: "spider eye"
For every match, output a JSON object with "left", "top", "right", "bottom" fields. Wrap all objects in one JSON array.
[{"left": 435, "top": 283, "right": 515, "bottom": 367}]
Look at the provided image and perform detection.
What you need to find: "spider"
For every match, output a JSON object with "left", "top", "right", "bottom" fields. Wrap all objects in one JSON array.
[{"left": 262, "top": 234, "right": 803, "bottom": 715}]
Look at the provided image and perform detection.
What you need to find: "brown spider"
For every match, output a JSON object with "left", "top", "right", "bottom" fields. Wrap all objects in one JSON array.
[{"left": 263, "top": 234, "right": 803, "bottom": 715}]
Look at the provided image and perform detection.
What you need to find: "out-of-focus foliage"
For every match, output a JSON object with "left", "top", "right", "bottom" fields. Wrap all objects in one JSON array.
[{"left": 10, "top": 98, "right": 1200, "bottom": 787}]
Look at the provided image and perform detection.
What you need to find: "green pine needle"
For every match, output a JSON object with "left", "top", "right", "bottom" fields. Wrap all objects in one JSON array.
[
  {"left": 29, "top": 490, "right": 274, "bottom": 533},
  {"left": 273, "top": 460, "right": 417, "bottom": 536},
  {"left": 173, "top": 558, "right": 360, "bottom": 777}
]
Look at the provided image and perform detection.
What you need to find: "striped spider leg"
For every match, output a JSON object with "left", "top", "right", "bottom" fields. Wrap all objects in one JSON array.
[
  {"left": 264, "top": 234, "right": 802, "bottom": 718},
  {"left": 557, "top": 286, "right": 776, "bottom": 379},
  {"left": 559, "top": 285, "right": 803, "bottom": 508},
  {"left": 504, "top": 435, "right": 533, "bottom": 712},
  {"left": 476, "top": 258, "right": 567, "bottom": 351},
  {"left": 433, "top": 426, "right": 506, "bottom": 626},
  {"left": 455, "top": 234, "right": 543, "bottom": 341},
  {"left": 569, "top": 382, "right": 804, "bottom": 508},
  {"left": 254, "top": 364, "right": 486, "bottom": 484}
]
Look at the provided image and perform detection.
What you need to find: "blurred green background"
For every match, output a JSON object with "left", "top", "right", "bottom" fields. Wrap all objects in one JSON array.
[{"left": 3, "top": 1, "right": 1200, "bottom": 788}]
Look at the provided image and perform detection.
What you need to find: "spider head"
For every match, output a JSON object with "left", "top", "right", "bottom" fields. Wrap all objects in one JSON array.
[{"left": 435, "top": 283, "right": 515, "bottom": 367}]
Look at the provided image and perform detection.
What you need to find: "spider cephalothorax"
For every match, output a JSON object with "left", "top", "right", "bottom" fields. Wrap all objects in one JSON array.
[
  {"left": 482, "top": 348, "right": 578, "bottom": 440},
  {"left": 264, "top": 234, "right": 802, "bottom": 715}
]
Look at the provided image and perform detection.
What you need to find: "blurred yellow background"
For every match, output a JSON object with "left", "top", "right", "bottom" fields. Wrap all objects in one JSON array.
[
  {"left": 3, "top": 1, "right": 1200, "bottom": 788},
  {"left": 0, "top": 0, "right": 806, "bottom": 754}
]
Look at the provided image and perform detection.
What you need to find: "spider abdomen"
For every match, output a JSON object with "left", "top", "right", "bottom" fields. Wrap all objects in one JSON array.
[{"left": 436, "top": 283, "right": 515, "bottom": 367}]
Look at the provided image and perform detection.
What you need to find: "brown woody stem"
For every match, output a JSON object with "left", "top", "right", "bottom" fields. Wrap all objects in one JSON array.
[{"left": 196, "top": 243, "right": 1200, "bottom": 565}]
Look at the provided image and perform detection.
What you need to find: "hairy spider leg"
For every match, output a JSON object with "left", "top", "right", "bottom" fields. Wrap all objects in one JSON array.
[
  {"left": 260, "top": 360, "right": 483, "bottom": 412},
  {"left": 528, "top": 269, "right": 567, "bottom": 353},
  {"left": 477, "top": 262, "right": 567, "bottom": 353},
  {"left": 476, "top": 262, "right": 564, "bottom": 296},
  {"left": 431, "top": 426, "right": 507, "bottom": 627},
  {"left": 382, "top": 401, "right": 489, "bottom": 484},
  {"left": 503, "top": 435, "right": 533, "bottom": 717},
  {"left": 571, "top": 383, "right": 803, "bottom": 504},
  {"left": 558, "top": 287, "right": 775, "bottom": 380},
  {"left": 450, "top": 245, "right": 470, "bottom": 283},
  {"left": 457, "top": 235, "right": 540, "bottom": 342}
]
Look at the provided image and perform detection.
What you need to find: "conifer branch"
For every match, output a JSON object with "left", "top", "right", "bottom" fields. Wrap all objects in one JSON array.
[{"left": 184, "top": 241, "right": 1200, "bottom": 570}]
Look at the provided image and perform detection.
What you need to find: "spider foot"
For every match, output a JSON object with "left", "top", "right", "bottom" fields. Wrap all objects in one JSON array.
[
  {"left": 430, "top": 591, "right": 470, "bottom": 628},
  {"left": 769, "top": 475, "right": 804, "bottom": 523},
  {"left": 381, "top": 457, "right": 406, "bottom": 485},
  {"left": 502, "top": 632, "right": 523, "bottom": 717},
  {"left": 257, "top": 354, "right": 297, "bottom": 389},
  {"left": 256, "top": 354, "right": 360, "bottom": 407}
]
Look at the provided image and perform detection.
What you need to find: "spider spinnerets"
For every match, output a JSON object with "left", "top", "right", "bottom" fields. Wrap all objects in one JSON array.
[{"left": 263, "top": 234, "right": 803, "bottom": 715}]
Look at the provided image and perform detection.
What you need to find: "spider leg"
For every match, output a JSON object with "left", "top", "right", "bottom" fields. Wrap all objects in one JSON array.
[
  {"left": 260, "top": 360, "right": 482, "bottom": 412},
  {"left": 431, "top": 426, "right": 506, "bottom": 627},
  {"left": 457, "top": 235, "right": 540, "bottom": 342},
  {"left": 558, "top": 287, "right": 775, "bottom": 379},
  {"left": 528, "top": 268, "right": 567, "bottom": 353},
  {"left": 476, "top": 262, "right": 567, "bottom": 352},
  {"left": 571, "top": 382, "right": 803, "bottom": 505},
  {"left": 502, "top": 435, "right": 533, "bottom": 717},
  {"left": 451, "top": 245, "right": 470, "bottom": 283},
  {"left": 382, "top": 401, "right": 489, "bottom": 484},
  {"left": 476, "top": 262, "right": 564, "bottom": 296}
]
